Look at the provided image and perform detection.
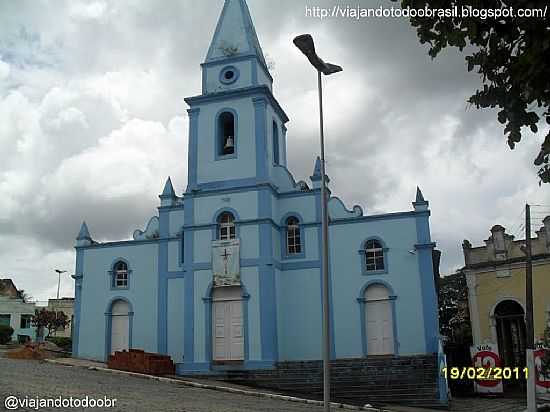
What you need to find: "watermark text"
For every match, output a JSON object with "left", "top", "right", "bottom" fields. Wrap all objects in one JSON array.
[
  {"left": 305, "top": 5, "right": 548, "bottom": 20},
  {"left": 4, "top": 395, "right": 117, "bottom": 410}
]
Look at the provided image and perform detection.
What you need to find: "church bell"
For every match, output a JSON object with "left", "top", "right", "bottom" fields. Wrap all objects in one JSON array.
[{"left": 224, "top": 136, "right": 234, "bottom": 150}]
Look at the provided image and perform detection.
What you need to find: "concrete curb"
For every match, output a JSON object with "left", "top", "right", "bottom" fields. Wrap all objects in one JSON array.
[{"left": 44, "top": 359, "right": 386, "bottom": 411}]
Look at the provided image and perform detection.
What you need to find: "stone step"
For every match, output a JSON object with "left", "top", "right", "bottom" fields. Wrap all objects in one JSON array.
[
  {"left": 226, "top": 375, "right": 438, "bottom": 387},
  {"left": 183, "top": 355, "right": 445, "bottom": 409}
]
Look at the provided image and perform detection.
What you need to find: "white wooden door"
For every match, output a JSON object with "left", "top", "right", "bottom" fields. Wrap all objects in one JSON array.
[
  {"left": 229, "top": 300, "right": 244, "bottom": 359},
  {"left": 111, "top": 300, "right": 129, "bottom": 354},
  {"left": 214, "top": 300, "right": 227, "bottom": 360},
  {"left": 212, "top": 287, "right": 244, "bottom": 361},
  {"left": 366, "top": 285, "right": 394, "bottom": 355}
]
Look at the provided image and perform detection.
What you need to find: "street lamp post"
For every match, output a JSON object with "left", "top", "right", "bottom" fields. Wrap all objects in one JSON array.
[
  {"left": 55, "top": 269, "right": 67, "bottom": 300},
  {"left": 293, "top": 34, "right": 342, "bottom": 412},
  {"left": 54, "top": 269, "right": 67, "bottom": 337}
]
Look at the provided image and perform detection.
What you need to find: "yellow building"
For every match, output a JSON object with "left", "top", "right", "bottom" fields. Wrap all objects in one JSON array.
[{"left": 462, "top": 217, "right": 550, "bottom": 368}]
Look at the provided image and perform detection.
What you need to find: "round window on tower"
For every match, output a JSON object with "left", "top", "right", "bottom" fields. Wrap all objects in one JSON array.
[{"left": 220, "top": 66, "right": 239, "bottom": 85}]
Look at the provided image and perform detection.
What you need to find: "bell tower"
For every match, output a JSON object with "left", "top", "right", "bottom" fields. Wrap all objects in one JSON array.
[{"left": 185, "top": 0, "right": 289, "bottom": 192}]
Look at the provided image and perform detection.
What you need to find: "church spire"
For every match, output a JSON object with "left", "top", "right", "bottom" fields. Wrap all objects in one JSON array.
[
  {"left": 76, "top": 221, "right": 93, "bottom": 247},
  {"left": 159, "top": 177, "right": 177, "bottom": 207},
  {"left": 205, "top": 0, "right": 267, "bottom": 69},
  {"left": 185, "top": 0, "right": 287, "bottom": 191},
  {"left": 310, "top": 156, "right": 330, "bottom": 190},
  {"left": 161, "top": 177, "right": 176, "bottom": 198},
  {"left": 415, "top": 186, "right": 425, "bottom": 203},
  {"left": 413, "top": 186, "right": 429, "bottom": 211},
  {"left": 311, "top": 156, "right": 321, "bottom": 181}
]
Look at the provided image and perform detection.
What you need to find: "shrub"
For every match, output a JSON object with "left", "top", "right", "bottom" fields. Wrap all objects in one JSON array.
[
  {"left": 46, "top": 336, "right": 72, "bottom": 351},
  {"left": 0, "top": 325, "right": 14, "bottom": 344}
]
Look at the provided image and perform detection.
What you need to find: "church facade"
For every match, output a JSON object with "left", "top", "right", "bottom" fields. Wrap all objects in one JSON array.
[{"left": 72, "top": 0, "right": 445, "bottom": 405}]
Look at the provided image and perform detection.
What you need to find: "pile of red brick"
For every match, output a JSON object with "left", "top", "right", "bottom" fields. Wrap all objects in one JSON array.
[{"left": 107, "top": 349, "right": 175, "bottom": 375}]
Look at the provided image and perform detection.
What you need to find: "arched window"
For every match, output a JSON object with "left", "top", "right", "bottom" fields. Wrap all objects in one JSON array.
[
  {"left": 218, "top": 111, "right": 235, "bottom": 156},
  {"left": 272, "top": 121, "right": 280, "bottom": 165},
  {"left": 286, "top": 217, "right": 301, "bottom": 254},
  {"left": 114, "top": 261, "right": 128, "bottom": 288},
  {"left": 365, "top": 239, "right": 384, "bottom": 271},
  {"left": 218, "top": 212, "right": 236, "bottom": 240}
]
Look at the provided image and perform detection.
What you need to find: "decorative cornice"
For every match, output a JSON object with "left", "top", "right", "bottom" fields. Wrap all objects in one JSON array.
[
  {"left": 463, "top": 253, "right": 550, "bottom": 271},
  {"left": 185, "top": 85, "right": 289, "bottom": 123},
  {"left": 415, "top": 242, "right": 437, "bottom": 250},
  {"left": 187, "top": 108, "right": 200, "bottom": 117}
]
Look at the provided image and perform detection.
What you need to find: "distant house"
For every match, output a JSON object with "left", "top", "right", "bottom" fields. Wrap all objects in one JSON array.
[
  {"left": 0, "top": 279, "right": 36, "bottom": 342},
  {"left": 462, "top": 217, "right": 550, "bottom": 368},
  {"left": 47, "top": 297, "right": 75, "bottom": 339}
]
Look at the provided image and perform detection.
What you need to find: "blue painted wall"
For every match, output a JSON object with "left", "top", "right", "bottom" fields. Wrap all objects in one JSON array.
[
  {"left": 329, "top": 217, "right": 427, "bottom": 357},
  {"left": 276, "top": 268, "right": 322, "bottom": 360},
  {"left": 77, "top": 243, "right": 158, "bottom": 361},
  {"left": 167, "top": 278, "right": 185, "bottom": 364}
]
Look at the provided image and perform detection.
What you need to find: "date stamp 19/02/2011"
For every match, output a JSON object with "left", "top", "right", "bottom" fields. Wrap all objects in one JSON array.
[{"left": 441, "top": 367, "right": 528, "bottom": 380}]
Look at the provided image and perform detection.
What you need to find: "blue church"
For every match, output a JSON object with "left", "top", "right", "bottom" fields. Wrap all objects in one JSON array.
[{"left": 72, "top": 0, "right": 446, "bottom": 406}]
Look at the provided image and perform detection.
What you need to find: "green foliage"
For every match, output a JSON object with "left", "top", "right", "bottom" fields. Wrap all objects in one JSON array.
[
  {"left": 46, "top": 336, "right": 72, "bottom": 351},
  {"left": 393, "top": 0, "right": 550, "bottom": 183},
  {"left": 32, "top": 308, "right": 71, "bottom": 337},
  {"left": 438, "top": 271, "right": 472, "bottom": 344},
  {"left": 0, "top": 324, "right": 14, "bottom": 344}
]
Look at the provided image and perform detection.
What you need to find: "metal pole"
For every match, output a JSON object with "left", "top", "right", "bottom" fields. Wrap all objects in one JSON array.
[
  {"left": 56, "top": 271, "right": 61, "bottom": 300},
  {"left": 55, "top": 271, "right": 61, "bottom": 337},
  {"left": 526, "top": 204, "right": 534, "bottom": 349},
  {"left": 318, "top": 69, "right": 331, "bottom": 412},
  {"left": 525, "top": 204, "right": 536, "bottom": 412}
]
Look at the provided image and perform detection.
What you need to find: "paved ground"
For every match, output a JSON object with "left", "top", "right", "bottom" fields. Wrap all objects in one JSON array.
[
  {"left": 44, "top": 357, "right": 293, "bottom": 395},
  {"left": 0, "top": 352, "right": 541, "bottom": 412},
  {"left": 0, "top": 357, "right": 338, "bottom": 412},
  {"left": 38, "top": 358, "right": 531, "bottom": 412}
]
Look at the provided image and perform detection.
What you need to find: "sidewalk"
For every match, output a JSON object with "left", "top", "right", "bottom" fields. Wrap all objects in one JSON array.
[
  {"left": 390, "top": 395, "right": 550, "bottom": 412},
  {"left": 44, "top": 357, "right": 384, "bottom": 411},
  {"left": 45, "top": 357, "right": 550, "bottom": 412},
  {"left": 45, "top": 357, "right": 285, "bottom": 394}
]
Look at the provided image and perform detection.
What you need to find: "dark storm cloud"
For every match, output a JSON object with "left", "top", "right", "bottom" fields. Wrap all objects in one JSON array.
[{"left": 0, "top": 0, "right": 546, "bottom": 300}]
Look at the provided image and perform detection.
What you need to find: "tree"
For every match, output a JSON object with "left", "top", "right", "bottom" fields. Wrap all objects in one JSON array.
[
  {"left": 393, "top": 0, "right": 550, "bottom": 183},
  {"left": 32, "top": 308, "right": 70, "bottom": 337},
  {"left": 438, "top": 271, "right": 472, "bottom": 343}
]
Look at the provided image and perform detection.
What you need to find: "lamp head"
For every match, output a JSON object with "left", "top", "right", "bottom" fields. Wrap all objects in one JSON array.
[
  {"left": 293, "top": 34, "right": 315, "bottom": 57},
  {"left": 293, "top": 34, "right": 342, "bottom": 75}
]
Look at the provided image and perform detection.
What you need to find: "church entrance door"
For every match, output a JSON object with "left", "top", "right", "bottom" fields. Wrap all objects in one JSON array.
[
  {"left": 212, "top": 286, "right": 244, "bottom": 361},
  {"left": 365, "top": 284, "right": 395, "bottom": 355},
  {"left": 110, "top": 299, "right": 130, "bottom": 354}
]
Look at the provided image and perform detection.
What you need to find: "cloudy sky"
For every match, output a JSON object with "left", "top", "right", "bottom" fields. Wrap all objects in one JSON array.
[{"left": 0, "top": 0, "right": 547, "bottom": 302}]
